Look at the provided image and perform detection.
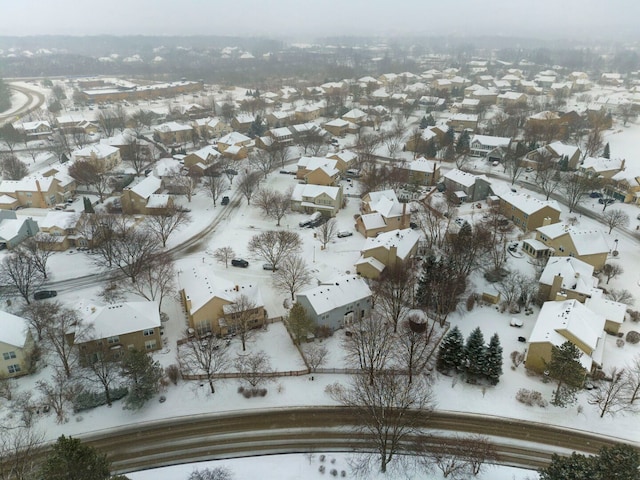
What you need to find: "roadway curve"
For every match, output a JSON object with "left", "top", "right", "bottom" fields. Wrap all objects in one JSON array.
[
  {"left": 72, "top": 407, "right": 634, "bottom": 475},
  {"left": 0, "top": 83, "right": 46, "bottom": 126}
]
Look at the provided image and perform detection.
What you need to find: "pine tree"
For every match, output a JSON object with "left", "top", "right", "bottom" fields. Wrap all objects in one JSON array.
[
  {"left": 83, "top": 196, "right": 94, "bottom": 213},
  {"left": 547, "top": 341, "right": 585, "bottom": 407},
  {"left": 443, "top": 127, "right": 455, "bottom": 147},
  {"left": 287, "top": 302, "right": 315, "bottom": 345},
  {"left": 485, "top": 333, "right": 503, "bottom": 385},
  {"left": 456, "top": 129, "right": 471, "bottom": 154},
  {"left": 419, "top": 116, "right": 429, "bottom": 129},
  {"left": 436, "top": 326, "right": 465, "bottom": 373},
  {"left": 602, "top": 142, "right": 610, "bottom": 159},
  {"left": 39, "top": 435, "right": 111, "bottom": 480},
  {"left": 464, "top": 327, "right": 487, "bottom": 381},
  {"left": 121, "top": 349, "right": 164, "bottom": 410},
  {"left": 426, "top": 113, "right": 436, "bottom": 126}
]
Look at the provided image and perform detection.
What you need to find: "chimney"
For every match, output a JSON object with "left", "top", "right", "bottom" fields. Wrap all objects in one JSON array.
[
  {"left": 235, "top": 285, "right": 239, "bottom": 291},
  {"left": 621, "top": 158, "right": 626, "bottom": 170},
  {"left": 542, "top": 217, "right": 552, "bottom": 226},
  {"left": 401, "top": 202, "right": 407, "bottom": 229}
]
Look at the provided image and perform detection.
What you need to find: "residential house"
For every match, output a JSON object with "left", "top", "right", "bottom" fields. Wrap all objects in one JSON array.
[
  {"left": 179, "top": 265, "right": 266, "bottom": 336},
  {"left": 326, "top": 151, "right": 357, "bottom": 173},
  {"left": 183, "top": 145, "right": 221, "bottom": 173},
  {"left": 35, "top": 211, "right": 84, "bottom": 251},
  {"left": 0, "top": 176, "right": 64, "bottom": 209},
  {"left": 100, "top": 129, "right": 149, "bottom": 161},
  {"left": 290, "top": 184, "right": 343, "bottom": 217},
  {"left": 537, "top": 256, "right": 599, "bottom": 304},
  {"left": 355, "top": 228, "right": 421, "bottom": 278},
  {"left": 180, "top": 103, "right": 208, "bottom": 119},
  {"left": 442, "top": 169, "right": 492, "bottom": 203},
  {"left": 605, "top": 169, "right": 640, "bottom": 204},
  {"left": 400, "top": 157, "right": 440, "bottom": 186},
  {"left": 324, "top": 118, "right": 357, "bottom": 137},
  {"left": 16, "top": 121, "right": 52, "bottom": 140},
  {"left": 153, "top": 122, "right": 194, "bottom": 145},
  {"left": 266, "top": 111, "right": 293, "bottom": 127},
  {"left": 231, "top": 114, "right": 255, "bottom": 134},
  {"left": 0, "top": 210, "right": 39, "bottom": 249},
  {"left": 497, "top": 91, "right": 527, "bottom": 108},
  {"left": 580, "top": 157, "right": 625, "bottom": 180},
  {"left": 294, "top": 104, "right": 320, "bottom": 122},
  {"left": 523, "top": 141, "right": 581, "bottom": 171},
  {"left": 447, "top": 113, "right": 478, "bottom": 132},
  {"left": 296, "top": 274, "right": 372, "bottom": 332},
  {"left": 0, "top": 311, "right": 34, "bottom": 378},
  {"left": 341, "top": 108, "right": 368, "bottom": 125},
  {"left": 268, "top": 127, "right": 294, "bottom": 146},
  {"left": 56, "top": 114, "right": 99, "bottom": 134},
  {"left": 356, "top": 190, "right": 410, "bottom": 238},
  {"left": 498, "top": 191, "right": 561, "bottom": 231},
  {"left": 584, "top": 293, "right": 626, "bottom": 335},
  {"left": 201, "top": 118, "right": 232, "bottom": 138},
  {"left": 217, "top": 132, "right": 252, "bottom": 160},
  {"left": 120, "top": 175, "right": 164, "bottom": 214},
  {"left": 469, "top": 88, "right": 498, "bottom": 106},
  {"left": 69, "top": 302, "right": 163, "bottom": 364},
  {"left": 296, "top": 157, "right": 340, "bottom": 185},
  {"left": 73, "top": 144, "right": 122, "bottom": 170},
  {"left": 469, "top": 135, "right": 512, "bottom": 159},
  {"left": 525, "top": 299, "right": 607, "bottom": 374},
  {"left": 532, "top": 222, "right": 610, "bottom": 270}
]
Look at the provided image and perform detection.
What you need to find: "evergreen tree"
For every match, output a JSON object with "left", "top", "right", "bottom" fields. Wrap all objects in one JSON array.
[
  {"left": 39, "top": 435, "right": 111, "bottom": 480},
  {"left": 547, "top": 341, "right": 585, "bottom": 407},
  {"left": 248, "top": 115, "right": 265, "bottom": 138},
  {"left": 426, "top": 139, "right": 438, "bottom": 158},
  {"left": 456, "top": 129, "right": 471, "bottom": 154},
  {"left": 120, "top": 349, "right": 163, "bottom": 410},
  {"left": 419, "top": 116, "right": 429, "bottom": 129},
  {"left": 539, "top": 452, "right": 596, "bottom": 480},
  {"left": 558, "top": 155, "right": 569, "bottom": 171},
  {"left": 287, "top": 302, "right": 315, "bottom": 345},
  {"left": 426, "top": 113, "right": 436, "bottom": 126},
  {"left": 436, "top": 326, "right": 465, "bottom": 373},
  {"left": 443, "top": 127, "right": 455, "bottom": 147},
  {"left": 539, "top": 444, "right": 639, "bottom": 480},
  {"left": 602, "top": 142, "right": 610, "bottom": 159},
  {"left": 83, "top": 196, "right": 95, "bottom": 214},
  {"left": 464, "top": 327, "right": 487, "bottom": 380},
  {"left": 485, "top": 333, "right": 503, "bottom": 385}
]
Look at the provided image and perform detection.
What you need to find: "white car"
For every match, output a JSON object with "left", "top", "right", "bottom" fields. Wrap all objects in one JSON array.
[{"left": 337, "top": 231, "right": 353, "bottom": 238}]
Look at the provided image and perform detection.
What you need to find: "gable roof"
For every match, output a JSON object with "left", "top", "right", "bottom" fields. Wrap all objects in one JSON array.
[
  {"left": 536, "top": 224, "right": 610, "bottom": 256},
  {"left": 499, "top": 191, "right": 561, "bottom": 215},
  {"left": 75, "top": 301, "right": 161, "bottom": 342},
  {"left": 539, "top": 256, "right": 598, "bottom": 295},
  {"left": 297, "top": 275, "right": 371, "bottom": 316},
  {"left": 127, "top": 175, "right": 162, "bottom": 199},
  {"left": 362, "top": 228, "right": 421, "bottom": 260},
  {"left": 0, "top": 310, "right": 29, "bottom": 348}
]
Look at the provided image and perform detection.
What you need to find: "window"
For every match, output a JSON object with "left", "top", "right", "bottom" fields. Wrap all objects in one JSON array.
[
  {"left": 559, "top": 246, "right": 565, "bottom": 252},
  {"left": 2, "top": 351, "right": 16, "bottom": 360},
  {"left": 145, "top": 340, "right": 157, "bottom": 351},
  {"left": 143, "top": 328, "right": 155, "bottom": 336},
  {"left": 7, "top": 364, "right": 21, "bottom": 374},
  {"left": 107, "top": 336, "right": 120, "bottom": 344}
]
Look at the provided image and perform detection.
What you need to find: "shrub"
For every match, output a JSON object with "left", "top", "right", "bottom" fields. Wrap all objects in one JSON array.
[
  {"left": 616, "top": 338, "right": 625, "bottom": 348},
  {"left": 319, "top": 465, "right": 326, "bottom": 474},
  {"left": 626, "top": 331, "right": 640, "bottom": 344},
  {"left": 466, "top": 294, "right": 476, "bottom": 311},
  {"left": 165, "top": 364, "right": 180, "bottom": 385},
  {"left": 259, "top": 388, "right": 267, "bottom": 397},
  {"left": 73, "top": 387, "right": 128, "bottom": 413},
  {"left": 628, "top": 310, "right": 640, "bottom": 322},
  {"left": 242, "top": 389, "right": 252, "bottom": 398},
  {"left": 510, "top": 350, "right": 525, "bottom": 368},
  {"left": 320, "top": 455, "right": 326, "bottom": 462},
  {"left": 341, "top": 471, "right": 346, "bottom": 477},
  {"left": 330, "top": 469, "right": 338, "bottom": 476},
  {"left": 237, "top": 386, "right": 244, "bottom": 394},
  {"left": 316, "top": 325, "right": 332, "bottom": 339},
  {"left": 516, "top": 388, "right": 548, "bottom": 408}
]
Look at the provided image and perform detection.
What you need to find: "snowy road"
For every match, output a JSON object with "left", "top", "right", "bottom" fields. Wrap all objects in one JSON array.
[{"left": 0, "top": 83, "right": 46, "bottom": 126}]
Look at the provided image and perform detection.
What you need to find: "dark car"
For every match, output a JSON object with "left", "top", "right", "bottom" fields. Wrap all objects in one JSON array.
[
  {"left": 231, "top": 258, "right": 249, "bottom": 268},
  {"left": 590, "top": 192, "right": 603, "bottom": 198},
  {"left": 598, "top": 198, "right": 614, "bottom": 205},
  {"left": 262, "top": 263, "right": 278, "bottom": 271},
  {"left": 34, "top": 290, "right": 57, "bottom": 300},
  {"left": 221, "top": 196, "right": 230, "bottom": 205}
]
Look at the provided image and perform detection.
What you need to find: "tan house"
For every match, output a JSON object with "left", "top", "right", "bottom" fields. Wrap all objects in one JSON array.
[
  {"left": 400, "top": 157, "right": 440, "bottom": 186},
  {"left": 447, "top": 113, "right": 478, "bottom": 132},
  {"left": 291, "top": 184, "right": 343, "bottom": 217},
  {"left": 341, "top": 108, "right": 368, "bottom": 125},
  {"left": 180, "top": 265, "right": 266, "bottom": 336},
  {"left": 120, "top": 175, "right": 163, "bottom": 214},
  {"left": 0, "top": 176, "right": 65, "bottom": 209},
  {"left": 294, "top": 104, "right": 321, "bottom": 122},
  {"left": 16, "top": 121, "right": 52, "bottom": 140},
  {"left": 154, "top": 122, "right": 194, "bottom": 145},
  {"left": 537, "top": 256, "right": 599, "bottom": 304},
  {"left": 183, "top": 145, "right": 221, "bottom": 171},
  {"left": 584, "top": 294, "right": 626, "bottom": 335},
  {"left": 498, "top": 191, "right": 561, "bottom": 231},
  {"left": 356, "top": 190, "right": 411, "bottom": 238},
  {"left": 231, "top": 114, "right": 255, "bottom": 134},
  {"left": 326, "top": 150, "right": 358, "bottom": 173},
  {"left": 36, "top": 211, "right": 85, "bottom": 251},
  {"left": 323, "top": 118, "right": 354, "bottom": 137},
  {"left": 70, "top": 302, "right": 163, "bottom": 364},
  {"left": 73, "top": 144, "right": 122, "bottom": 171},
  {"left": 296, "top": 157, "right": 340, "bottom": 186},
  {"left": 266, "top": 111, "right": 293, "bottom": 127},
  {"left": 0, "top": 311, "right": 34, "bottom": 378},
  {"left": 605, "top": 170, "right": 640, "bottom": 204},
  {"left": 497, "top": 91, "right": 528, "bottom": 108},
  {"left": 525, "top": 299, "right": 609, "bottom": 374},
  {"left": 579, "top": 157, "right": 625, "bottom": 180},
  {"left": 217, "top": 132, "right": 252, "bottom": 160},
  {"left": 268, "top": 127, "right": 294, "bottom": 146},
  {"left": 355, "top": 228, "right": 421, "bottom": 278},
  {"left": 532, "top": 222, "right": 610, "bottom": 270}
]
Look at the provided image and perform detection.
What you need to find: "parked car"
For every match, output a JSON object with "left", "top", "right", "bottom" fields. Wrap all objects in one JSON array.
[
  {"left": 409, "top": 222, "right": 418, "bottom": 230},
  {"left": 231, "top": 258, "right": 249, "bottom": 268},
  {"left": 598, "top": 198, "right": 614, "bottom": 205},
  {"left": 34, "top": 290, "right": 57, "bottom": 300},
  {"left": 221, "top": 196, "right": 230, "bottom": 205},
  {"left": 262, "top": 263, "right": 278, "bottom": 271},
  {"left": 590, "top": 192, "right": 602, "bottom": 198},
  {"left": 508, "top": 242, "right": 518, "bottom": 252},
  {"left": 337, "top": 230, "right": 353, "bottom": 238}
]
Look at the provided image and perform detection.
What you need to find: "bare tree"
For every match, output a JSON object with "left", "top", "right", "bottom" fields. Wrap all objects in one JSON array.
[
  {"left": 504, "top": 146, "right": 526, "bottom": 185},
  {"left": 236, "top": 170, "right": 261, "bottom": 205},
  {"left": 561, "top": 172, "right": 602, "bottom": 213},
  {"left": 0, "top": 124, "right": 23, "bottom": 154},
  {"left": 248, "top": 150, "right": 276, "bottom": 179},
  {"left": 42, "top": 305, "right": 81, "bottom": 378},
  {"left": 253, "top": 187, "right": 292, "bottom": 226},
  {"left": 103, "top": 225, "right": 161, "bottom": 283},
  {"left": 355, "top": 131, "right": 382, "bottom": 170},
  {"left": 602, "top": 263, "right": 624, "bottom": 285},
  {"left": 48, "top": 131, "right": 73, "bottom": 162},
  {"left": 607, "top": 288, "right": 635, "bottom": 305},
  {"left": 534, "top": 156, "right": 563, "bottom": 200},
  {"left": 129, "top": 252, "right": 176, "bottom": 312},
  {"left": 15, "top": 237, "right": 54, "bottom": 280},
  {"left": 589, "top": 368, "right": 631, "bottom": 418},
  {"left": 316, "top": 218, "right": 337, "bottom": 249},
  {"left": 327, "top": 370, "right": 434, "bottom": 474},
  {"left": 461, "top": 435, "right": 499, "bottom": 476},
  {"left": 248, "top": 230, "right": 302, "bottom": 270},
  {"left": 213, "top": 246, "right": 235, "bottom": 268},
  {"left": 622, "top": 355, "right": 640, "bottom": 405},
  {"left": 371, "top": 262, "right": 417, "bottom": 333},
  {"left": 272, "top": 255, "right": 313, "bottom": 301},
  {"left": 304, "top": 344, "right": 328, "bottom": 372},
  {"left": 68, "top": 159, "right": 110, "bottom": 203},
  {"left": 145, "top": 205, "right": 192, "bottom": 247},
  {"left": 126, "top": 137, "right": 152, "bottom": 176},
  {"left": 21, "top": 301, "right": 59, "bottom": 342},
  {"left": 0, "top": 252, "right": 44, "bottom": 304},
  {"left": 187, "top": 467, "right": 233, "bottom": 480},
  {"left": 225, "top": 294, "right": 260, "bottom": 352},
  {"left": 168, "top": 168, "right": 198, "bottom": 202},
  {"left": 420, "top": 435, "right": 472, "bottom": 480},
  {"left": 579, "top": 128, "right": 604, "bottom": 162},
  {"left": 602, "top": 209, "right": 629, "bottom": 234},
  {"left": 71, "top": 131, "right": 91, "bottom": 149},
  {"left": 394, "top": 314, "right": 439, "bottom": 384},
  {"left": 0, "top": 155, "right": 28, "bottom": 180},
  {"left": 178, "top": 328, "right": 229, "bottom": 394},
  {"left": 415, "top": 196, "right": 449, "bottom": 250},
  {"left": 79, "top": 343, "right": 122, "bottom": 408},
  {"left": 343, "top": 314, "right": 394, "bottom": 385},
  {"left": 36, "top": 370, "right": 79, "bottom": 424},
  {"left": 478, "top": 205, "right": 514, "bottom": 275},
  {"left": 383, "top": 124, "right": 404, "bottom": 159},
  {"left": 203, "top": 173, "right": 229, "bottom": 207},
  {"left": 0, "top": 422, "right": 44, "bottom": 480},
  {"left": 234, "top": 350, "right": 273, "bottom": 389}
]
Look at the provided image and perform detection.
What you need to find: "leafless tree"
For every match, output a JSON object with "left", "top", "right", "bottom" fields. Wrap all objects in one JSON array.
[
  {"left": 415, "top": 196, "right": 450, "bottom": 250},
  {"left": 394, "top": 314, "right": 439, "bottom": 384},
  {"left": 236, "top": 170, "right": 261, "bottom": 205},
  {"left": 84, "top": 213, "right": 128, "bottom": 266},
  {"left": 71, "top": 130, "right": 91, "bottom": 149},
  {"left": 343, "top": 314, "right": 394, "bottom": 385},
  {"left": 145, "top": 205, "right": 192, "bottom": 247},
  {"left": 602, "top": 263, "right": 624, "bottom": 285},
  {"left": 0, "top": 422, "right": 44, "bottom": 480},
  {"left": 534, "top": 156, "right": 563, "bottom": 200},
  {"left": 619, "top": 103, "right": 636, "bottom": 126},
  {"left": 187, "top": 467, "right": 233, "bottom": 480},
  {"left": 21, "top": 301, "right": 60, "bottom": 342},
  {"left": 370, "top": 262, "right": 417, "bottom": 333},
  {"left": 461, "top": 435, "right": 499, "bottom": 476},
  {"left": 48, "top": 131, "right": 73, "bottom": 162},
  {"left": 316, "top": 218, "right": 337, "bottom": 249},
  {"left": 607, "top": 288, "right": 635, "bottom": 305},
  {"left": 253, "top": 187, "right": 292, "bottom": 226},
  {"left": 42, "top": 305, "right": 82, "bottom": 378},
  {"left": 234, "top": 350, "right": 273, "bottom": 389},
  {"left": 0, "top": 124, "right": 23, "bottom": 154},
  {"left": 561, "top": 172, "right": 602, "bottom": 213},
  {"left": 248, "top": 230, "right": 302, "bottom": 270},
  {"left": 383, "top": 124, "right": 404, "bottom": 159},
  {"left": 213, "top": 246, "right": 235, "bottom": 268},
  {"left": 355, "top": 131, "right": 382, "bottom": 170},
  {"left": 602, "top": 209, "right": 629, "bottom": 234},
  {"left": 420, "top": 435, "right": 472, "bottom": 480},
  {"left": 68, "top": 159, "right": 110, "bottom": 203},
  {"left": 503, "top": 146, "right": 526, "bottom": 185},
  {"left": 203, "top": 173, "right": 229, "bottom": 207},
  {"left": 589, "top": 368, "right": 631, "bottom": 418},
  {"left": 104, "top": 225, "right": 161, "bottom": 283},
  {"left": 273, "top": 255, "right": 313, "bottom": 301},
  {"left": 0, "top": 252, "right": 44, "bottom": 304},
  {"left": 579, "top": 128, "right": 604, "bottom": 162},
  {"left": 478, "top": 205, "right": 514, "bottom": 275},
  {"left": 36, "top": 370, "right": 80, "bottom": 424},
  {"left": 304, "top": 344, "right": 329, "bottom": 372},
  {"left": 127, "top": 137, "right": 152, "bottom": 176},
  {"left": 327, "top": 370, "right": 434, "bottom": 474},
  {"left": 225, "top": 294, "right": 260, "bottom": 352},
  {"left": 299, "top": 129, "right": 325, "bottom": 156},
  {"left": 178, "top": 328, "right": 229, "bottom": 394},
  {"left": 168, "top": 168, "right": 198, "bottom": 202},
  {"left": 15, "top": 237, "right": 54, "bottom": 280},
  {"left": 248, "top": 149, "right": 276, "bottom": 179},
  {"left": 79, "top": 343, "right": 122, "bottom": 407},
  {"left": 0, "top": 155, "right": 28, "bottom": 180},
  {"left": 622, "top": 355, "right": 640, "bottom": 405},
  {"left": 129, "top": 252, "right": 176, "bottom": 312}
]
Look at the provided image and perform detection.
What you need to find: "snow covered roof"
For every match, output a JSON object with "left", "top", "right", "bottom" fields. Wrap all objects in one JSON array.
[
  {"left": 585, "top": 293, "right": 626, "bottom": 326},
  {"left": 324, "top": 118, "right": 350, "bottom": 128},
  {"left": 539, "top": 257, "right": 597, "bottom": 295},
  {"left": 146, "top": 194, "right": 170, "bottom": 209},
  {"left": 297, "top": 275, "right": 371, "bottom": 316},
  {"left": 219, "top": 132, "right": 251, "bottom": 145},
  {"left": 443, "top": 169, "right": 479, "bottom": 188},
  {"left": 546, "top": 142, "right": 579, "bottom": 158},
  {"left": 327, "top": 150, "right": 357, "bottom": 163},
  {"left": 449, "top": 113, "right": 478, "bottom": 122},
  {"left": 292, "top": 184, "right": 341, "bottom": 201},
  {"left": 234, "top": 113, "right": 255, "bottom": 124},
  {"left": 0, "top": 176, "right": 56, "bottom": 194},
  {"left": 366, "top": 190, "right": 403, "bottom": 218},
  {"left": 270, "top": 127, "right": 292, "bottom": 138},
  {"left": 354, "top": 255, "right": 386, "bottom": 273},
  {"left": 498, "top": 191, "right": 561, "bottom": 215},
  {"left": 75, "top": 302, "right": 160, "bottom": 342},
  {"left": 189, "top": 145, "right": 220, "bottom": 161},
  {"left": 581, "top": 156, "right": 624, "bottom": 173},
  {"left": 536, "top": 224, "right": 610, "bottom": 256},
  {"left": 359, "top": 212, "right": 387, "bottom": 230},
  {"left": 342, "top": 108, "right": 367, "bottom": 120},
  {"left": 74, "top": 144, "right": 119, "bottom": 159},
  {"left": 298, "top": 157, "right": 337, "bottom": 171},
  {"left": 155, "top": 121, "right": 193, "bottom": 133},
  {"left": 362, "top": 228, "right": 421, "bottom": 261},
  {"left": 407, "top": 158, "right": 437, "bottom": 173},
  {"left": 471, "top": 135, "right": 511, "bottom": 148},
  {"left": 221, "top": 284, "right": 264, "bottom": 315},
  {"left": 39, "top": 211, "right": 82, "bottom": 231},
  {"left": 127, "top": 175, "right": 162, "bottom": 199},
  {"left": 0, "top": 310, "right": 29, "bottom": 348}
]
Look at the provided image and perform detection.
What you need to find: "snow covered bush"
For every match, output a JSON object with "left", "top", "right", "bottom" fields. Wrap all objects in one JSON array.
[
  {"left": 516, "top": 389, "right": 548, "bottom": 407},
  {"left": 617, "top": 339, "right": 625, "bottom": 348},
  {"left": 626, "top": 331, "right": 640, "bottom": 344},
  {"left": 165, "top": 364, "right": 180, "bottom": 385}
]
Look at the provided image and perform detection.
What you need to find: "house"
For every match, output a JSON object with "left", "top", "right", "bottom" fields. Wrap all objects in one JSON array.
[
  {"left": 537, "top": 256, "right": 600, "bottom": 304},
  {"left": 35, "top": 211, "right": 84, "bottom": 251},
  {"left": 356, "top": 190, "right": 410, "bottom": 238},
  {"left": 294, "top": 104, "right": 320, "bottom": 122},
  {"left": 217, "top": 132, "right": 252, "bottom": 159},
  {"left": 0, "top": 210, "right": 39, "bottom": 249},
  {"left": 341, "top": 108, "right": 368, "bottom": 125},
  {"left": 0, "top": 311, "right": 34, "bottom": 378},
  {"left": 73, "top": 144, "right": 122, "bottom": 170},
  {"left": 231, "top": 114, "right": 255, "bottom": 133},
  {"left": 201, "top": 118, "right": 232, "bottom": 138},
  {"left": 580, "top": 157, "right": 625, "bottom": 180},
  {"left": 183, "top": 145, "right": 221, "bottom": 171},
  {"left": 268, "top": 127, "right": 294, "bottom": 146},
  {"left": 545, "top": 142, "right": 582, "bottom": 170},
  {"left": 584, "top": 292, "right": 626, "bottom": 335},
  {"left": 266, "top": 111, "right": 293, "bottom": 127},
  {"left": 180, "top": 103, "right": 208, "bottom": 119},
  {"left": 324, "top": 118, "right": 357, "bottom": 137},
  {"left": 405, "top": 127, "right": 438, "bottom": 154},
  {"left": 290, "top": 184, "right": 343, "bottom": 217},
  {"left": 296, "top": 157, "right": 340, "bottom": 186},
  {"left": 442, "top": 169, "right": 492, "bottom": 203},
  {"left": 56, "top": 114, "right": 98, "bottom": 134},
  {"left": 469, "top": 135, "right": 512, "bottom": 159},
  {"left": 525, "top": 299, "right": 607, "bottom": 374},
  {"left": 179, "top": 265, "right": 266, "bottom": 336},
  {"left": 100, "top": 130, "right": 149, "bottom": 161},
  {"left": 355, "top": 228, "right": 421, "bottom": 278},
  {"left": 15, "top": 120, "right": 52, "bottom": 140},
  {"left": 498, "top": 191, "right": 561, "bottom": 231},
  {"left": 399, "top": 157, "right": 440, "bottom": 186},
  {"left": 153, "top": 122, "right": 194, "bottom": 145},
  {"left": 69, "top": 302, "right": 163, "bottom": 363},
  {"left": 497, "top": 91, "right": 527, "bottom": 108},
  {"left": 447, "top": 113, "right": 478, "bottom": 132},
  {"left": 0, "top": 176, "right": 64, "bottom": 209},
  {"left": 120, "top": 175, "right": 163, "bottom": 214},
  {"left": 469, "top": 88, "right": 498, "bottom": 106},
  {"left": 605, "top": 170, "right": 640, "bottom": 204},
  {"left": 532, "top": 222, "right": 610, "bottom": 270},
  {"left": 296, "top": 274, "right": 372, "bottom": 332},
  {"left": 326, "top": 150, "right": 357, "bottom": 172}
]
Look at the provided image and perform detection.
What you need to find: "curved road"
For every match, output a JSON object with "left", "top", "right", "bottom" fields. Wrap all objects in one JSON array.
[
  {"left": 0, "top": 83, "right": 46, "bottom": 126},
  {"left": 70, "top": 407, "right": 635, "bottom": 474}
]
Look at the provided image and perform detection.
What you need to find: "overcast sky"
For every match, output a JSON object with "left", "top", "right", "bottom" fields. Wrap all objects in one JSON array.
[{"left": 1, "top": 0, "right": 637, "bottom": 40}]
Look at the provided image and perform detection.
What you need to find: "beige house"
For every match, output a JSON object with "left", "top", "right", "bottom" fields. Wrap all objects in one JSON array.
[
  {"left": 36, "top": 211, "right": 85, "bottom": 251},
  {"left": 16, "top": 121, "right": 52, "bottom": 140},
  {"left": 532, "top": 222, "right": 610, "bottom": 270},
  {"left": 290, "top": 184, "right": 343, "bottom": 217},
  {"left": 498, "top": 191, "right": 561, "bottom": 232},
  {"left": 154, "top": 122, "right": 194, "bottom": 145},
  {"left": 356, "top": 190, "right": 411, "bottom": 238},
  {"left": 231, "top": 114, "right": 255, "bottom": 134},
  {"left": 399, "top": 157, "right": 440, "bottom": 186},
  {"left": 294, "top": 104, "right": 321, "bottom": 122},
  {"left": 73, "top": 144, "right": 122, "bottom": 171},
  {"left": 355, "top": 228, "right": 421, "bottom": 278},
  {"left": 179, "top": 266, "right": 266, "bottom": 336},
  {"left": 580, "top": 157, "right": 625, "bottom": 180},
  {"left": 537, "top": 256, "right": 599, "bottom": 304},
  {"left": 447, "top": 113, "right": 478, "bottom": 132},
  {"left": 0, "top": 176, "right": 65, "bottom": 210},
  {"left": 217, "top": 132, "right": 252, "bottom": 160},
  {"left": 120, "top": 175, "right": 164, "bottom": 214},
  {"left": 0, "top": 311, "right": 34, "bottom": 378},
  {"left": 296, "top": 157, "right": 340, "bottom": 186},
  {"left": 183, "top": 145, "right": 221, "bottom": 170},
  {"left": 326, "top": 151, "right": 357, "bottom": 173},
  {"left": 605, "top": 171, "right": 640, "bottom": 204}
]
